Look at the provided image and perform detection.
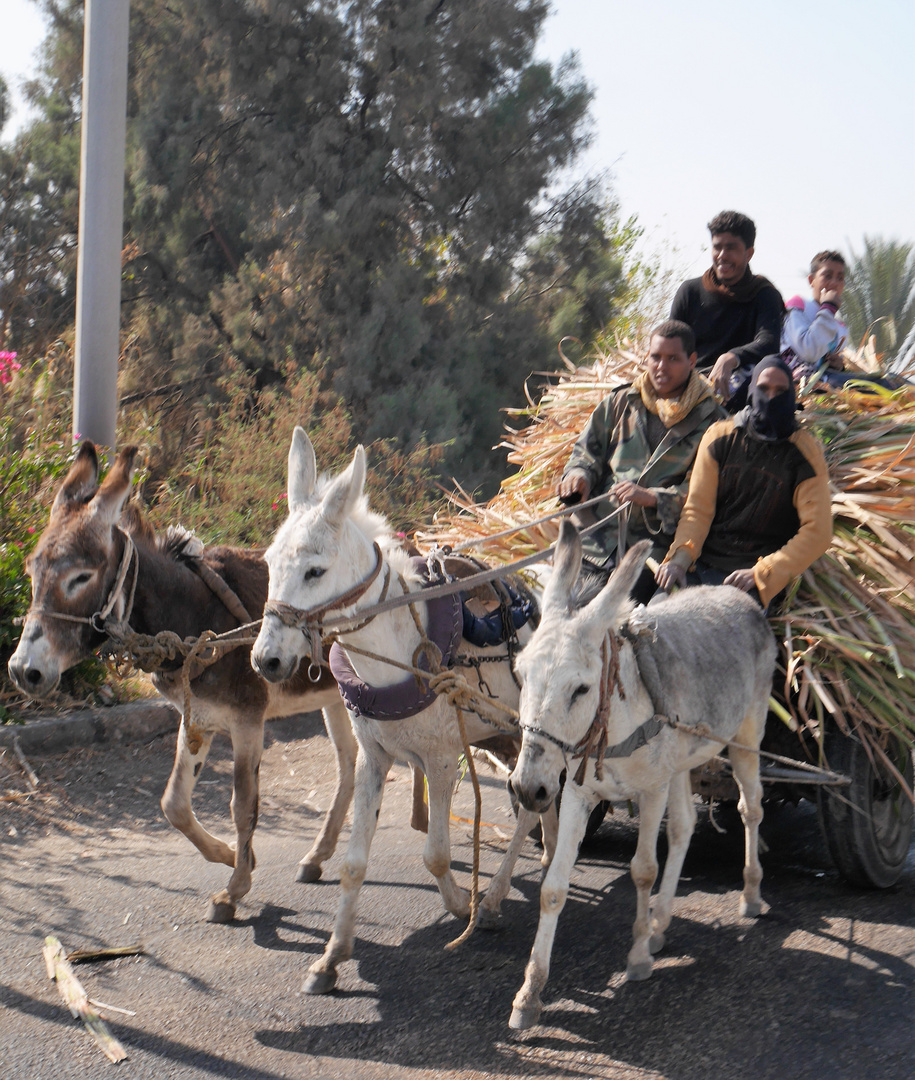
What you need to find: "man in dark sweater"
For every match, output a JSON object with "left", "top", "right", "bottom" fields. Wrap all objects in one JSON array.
[{"left": 670, "top": 210, "right": 784, "bottom": 411}]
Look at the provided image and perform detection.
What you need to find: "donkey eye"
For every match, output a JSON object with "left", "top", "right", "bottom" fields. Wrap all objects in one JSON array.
[
  {"left": 570, "top": 684, "right": 590, "bottom": 705},
  {"left": 304, "top": 567, "right": 325, "bottom": 582},
  {"left": 67, "top": 571, "right": 93, "bottom": 591}
]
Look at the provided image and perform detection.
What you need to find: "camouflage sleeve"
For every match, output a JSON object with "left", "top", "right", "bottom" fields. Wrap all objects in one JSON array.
[
  {"left": 651, "top": 486, "right": 687, "bottom": 534},
  {"left": 562, "top": 392, "right": 627, "bottom": 494}
]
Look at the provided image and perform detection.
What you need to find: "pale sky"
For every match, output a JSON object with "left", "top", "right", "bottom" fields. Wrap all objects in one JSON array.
[{"left": 3, "top": 0, "right": 914, "bottom": 302}]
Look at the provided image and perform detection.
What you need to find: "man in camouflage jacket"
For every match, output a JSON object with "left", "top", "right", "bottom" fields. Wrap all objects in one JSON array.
[{"left": 559, "top": 320, "right": 723, "bottom": 601}]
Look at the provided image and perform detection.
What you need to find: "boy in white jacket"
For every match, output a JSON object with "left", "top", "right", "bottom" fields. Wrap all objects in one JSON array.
[{"left": 781, "top": 250, "right": 849, "bottom": 386}]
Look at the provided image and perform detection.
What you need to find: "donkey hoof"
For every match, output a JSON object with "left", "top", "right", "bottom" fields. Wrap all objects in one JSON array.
[
  {"left": 626, "top": 960, "right": 653, "bottom": 982},
  {"left": 476, "top": 907, "right": 502, "bottom": 931},
  {"left": 207, "top": 899, "right": 237, "bottom": 924},
  {"left": 739, "top": 897, "right": 762, "bottom": 918},
  {"left": 302, "top": 968, "right": 337, "bottom": 995},
  {"left": 296, "top": 862, "right": 322, "bottom": 884},
  {"left": 509, "top": 1004, "right": 541, "bottom": 1031},
  {"left": 649, "top": 932, "right": 666, "bottom": 955}
]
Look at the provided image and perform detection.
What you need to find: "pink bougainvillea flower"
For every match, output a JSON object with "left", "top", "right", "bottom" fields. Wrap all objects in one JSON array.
[{"left": 0, "top": 351, "right": 20, "bottom": 385}]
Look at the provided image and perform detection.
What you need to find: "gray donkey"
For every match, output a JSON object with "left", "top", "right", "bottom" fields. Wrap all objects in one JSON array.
[{"left": 508, "top": 523, "right": 776, "bottom": 1031}]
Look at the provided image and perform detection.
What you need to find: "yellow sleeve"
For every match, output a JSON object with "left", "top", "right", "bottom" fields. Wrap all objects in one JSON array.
[
  {"left": 661, "top": 420, "right": 729, "bottom": 570},
  {"left": 753, "top": 430, "right": 833, "bottom": 605}
]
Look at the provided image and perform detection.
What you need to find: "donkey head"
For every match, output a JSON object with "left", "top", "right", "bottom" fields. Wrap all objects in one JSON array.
[
  {"left": 8, "top": 442, "right": 138, "bottom": 697},
  {"left": 508, "top": 523, "right": 651, "bottom": 813},
  {"left": 252, "top": 427, "right": 370, "bottom": 682}
]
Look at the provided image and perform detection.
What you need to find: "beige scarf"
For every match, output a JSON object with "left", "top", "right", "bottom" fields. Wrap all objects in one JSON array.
[{"left": 635, "top": 369, "right": 715, "bottom": 427}]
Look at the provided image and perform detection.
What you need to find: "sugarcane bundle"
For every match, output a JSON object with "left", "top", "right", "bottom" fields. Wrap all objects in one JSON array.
[{"left": 418, "top": 343, "right": 915, "bottom": 765}]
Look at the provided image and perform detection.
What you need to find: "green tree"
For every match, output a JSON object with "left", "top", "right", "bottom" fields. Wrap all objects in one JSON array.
[
  {"left": 0, "top": 1, "right": 82, "bottom": 355},
  {"left": 4, "top": 0, "right": 637, "bottom": 494},
  {"left": 842, "top": 236, "right": 915, "bottom": 365}
]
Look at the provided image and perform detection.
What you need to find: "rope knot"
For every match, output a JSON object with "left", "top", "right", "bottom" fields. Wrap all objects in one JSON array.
[{"left": 428, "top": 668, "right": 475, "bottom": 710}]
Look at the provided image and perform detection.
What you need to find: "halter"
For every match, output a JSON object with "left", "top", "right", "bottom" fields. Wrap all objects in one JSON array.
[
  {"left": 519, "top": 630, "right": 670, "bottom": 785},
  {"left": 261, "top": 541, "right": 387, "bottom": 681},
  {"left": 24, "top": 527, "right": 139, "bottom": 635}
]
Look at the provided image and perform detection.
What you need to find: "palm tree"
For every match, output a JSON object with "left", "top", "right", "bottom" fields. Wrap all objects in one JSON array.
[{"left": 842, "top": 236, "right": 915, "bottom": 369}]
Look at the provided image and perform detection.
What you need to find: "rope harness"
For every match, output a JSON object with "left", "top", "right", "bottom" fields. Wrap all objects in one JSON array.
[
  {"left": 262, "top": 543, "right": 387, "bottom": 681},
  {"left": 18, "top": 495, "right": 861, "bottom": 940},
  {"left": 22, "top": 527, "right": 264, "bottom": 731}
]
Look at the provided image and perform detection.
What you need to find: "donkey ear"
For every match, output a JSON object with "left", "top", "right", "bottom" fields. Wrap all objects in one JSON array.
[
  {"left": 89, "top": 446, "right": 139, "bottom": 527},
  {"left": 542, "top": 519, "right": 582, "bottom": 612},
  {"left": 321, "top": 445, "right": 366, "bottom": 526},
  {"left": 581, "top": 539, "right": 652, "bottom": 633},
  {"left": 51, "top": 441, "right": 99, "bottom": 515},
  {"left": 287, "top": 426, "right": 317, "bottom": 512}
]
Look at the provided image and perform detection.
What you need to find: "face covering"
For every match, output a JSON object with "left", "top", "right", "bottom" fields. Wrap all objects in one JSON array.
[{"left": 743, "top": 356, "right": 797, "bottom": 442}]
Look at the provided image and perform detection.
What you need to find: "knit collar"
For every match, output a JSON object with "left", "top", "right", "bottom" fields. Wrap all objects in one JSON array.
[{"left": 634, "top": 369, "right": 715, "bottom": 428}]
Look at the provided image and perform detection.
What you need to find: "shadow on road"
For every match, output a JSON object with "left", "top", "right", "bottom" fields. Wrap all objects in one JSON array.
[{"left": 250, "top": 800, "right": 914, "bottom": 1080}]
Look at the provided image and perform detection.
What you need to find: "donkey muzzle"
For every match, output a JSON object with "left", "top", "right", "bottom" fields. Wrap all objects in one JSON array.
[{"left": 7, "top": 650, "right": 60, "bottom": 698}]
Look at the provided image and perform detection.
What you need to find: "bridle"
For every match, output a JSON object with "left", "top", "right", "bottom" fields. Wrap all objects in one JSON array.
[
  {"left": 23, "top": 527, "right": 139, "bottom": 636},
  {"left": 261, "top": 541, "right": 388, "bottom": 681},
  {"left": 519, "top": 630, "right": 670, "bottom": 784}
]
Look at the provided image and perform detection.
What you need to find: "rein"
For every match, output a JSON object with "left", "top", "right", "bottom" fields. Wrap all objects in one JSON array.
[
  {"left": 438, "top": 490, "right": 625, "bottom": 555},
  {"left": 314, "top": 504, "right": 627, "bottom": 634}
]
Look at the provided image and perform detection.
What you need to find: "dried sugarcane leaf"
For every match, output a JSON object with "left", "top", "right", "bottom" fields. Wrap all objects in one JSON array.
[{"left": 43, "top": 937, "right": 128, "bottom": 1063}]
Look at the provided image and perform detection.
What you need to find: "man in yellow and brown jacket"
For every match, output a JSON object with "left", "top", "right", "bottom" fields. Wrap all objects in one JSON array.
[{"left": 654, "top": 355, "right": 832, "bottom": 608}]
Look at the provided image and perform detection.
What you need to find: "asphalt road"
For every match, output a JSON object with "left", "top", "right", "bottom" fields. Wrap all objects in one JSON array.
[{"left": 1, "top": 711, "right": 913, "bottom": 1080}]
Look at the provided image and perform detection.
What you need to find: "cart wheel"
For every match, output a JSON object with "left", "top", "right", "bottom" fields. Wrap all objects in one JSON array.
[{"left": 819, "top": 731, "right": 914, "bottom": 888}]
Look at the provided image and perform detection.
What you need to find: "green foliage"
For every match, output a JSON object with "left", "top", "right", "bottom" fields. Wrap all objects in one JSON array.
[
  {"left": 2, "top": 0, "right": 641, "bottom": 497},
  {"left": 842, "top": 236, "right": 915, "bottom": 364},
  {"left": 0, "top": 0, "right": 83, "bottom": 356},
  {"left": 0, "top": 414, "right": 109, "bottom": 710}
]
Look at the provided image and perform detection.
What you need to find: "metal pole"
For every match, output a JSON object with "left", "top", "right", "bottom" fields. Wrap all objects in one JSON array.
[{"left": 73, "top": 0, "right": 130, "bottom": 449}]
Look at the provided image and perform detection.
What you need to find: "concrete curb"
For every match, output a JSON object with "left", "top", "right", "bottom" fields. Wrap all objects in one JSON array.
[{"left": 0, "top": 699, "right": 179, "bottom": 757}]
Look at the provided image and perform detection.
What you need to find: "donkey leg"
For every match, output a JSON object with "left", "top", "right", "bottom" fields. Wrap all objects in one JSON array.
[
  {"left": 303, "top": 742, "right": 393, "bottom": 995},
  {"left": 478, "top": 805, "right": 538, "bottom": 928},
  {"left": 208, "top": 721, "right": 265, "bottom": 923},
  {"left": 648, "top": 769, "right": 696, "bottom": 954},
  {"left": 160, "top": 719, "right": 235, "bottom": 867},
  {"left": 539, "top": 799, "right": 559, "bottom": 869},
  {"left": 625, "top": 787, "right": 668, "bottom": 982},
  {"left": 509, "top": 789, "right": 590, "bottom": 1030},
  {"left": 422, "top": 755, "right": 470, "bottom": 919},
  {"left": 409, "top": 764, "right": 429, "bottom": 832},
  {"left": 297, "top": 700, "right": 358, "bottom": 883},
  {"left": 729, "top": 717, "right": 765, "bottom": 918}
]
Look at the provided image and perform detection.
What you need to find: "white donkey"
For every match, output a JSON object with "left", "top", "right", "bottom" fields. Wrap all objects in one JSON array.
[
  {"left": 252, "top": 428, "right": 555, "bottom": 994},
  {"left": 507, "top": 522, "right": 775, "bottom": 1031}
]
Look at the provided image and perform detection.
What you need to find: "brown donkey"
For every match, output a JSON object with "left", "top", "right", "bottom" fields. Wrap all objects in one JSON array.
[{"left": 8, "top": 441, "right": 357, "bottom": 922}]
